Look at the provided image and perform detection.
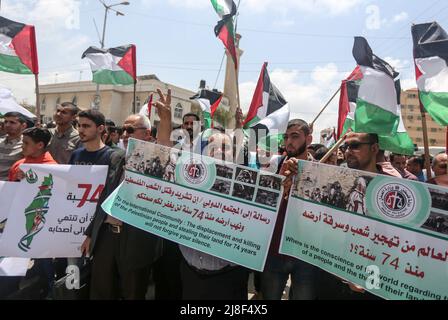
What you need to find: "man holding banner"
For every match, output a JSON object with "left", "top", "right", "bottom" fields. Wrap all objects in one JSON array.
[{"left": 261, "top": 119, "right": 318, "bottom": 300}]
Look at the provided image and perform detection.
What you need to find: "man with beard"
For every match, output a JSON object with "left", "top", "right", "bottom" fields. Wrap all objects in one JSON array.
[
  {"left": 261, "top": 119, "right": 317, "bottom": 300},
  {"left": 179, "top": 113, "right": 201, "bottom": 149}
]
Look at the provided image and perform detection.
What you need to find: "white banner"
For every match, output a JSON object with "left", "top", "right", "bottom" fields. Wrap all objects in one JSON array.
[
  {"left": 0, "top": 182, "right": 18, "bottom": 231},
  {"left": 0, "top": 164, "right": 108, "bottom": 258}
]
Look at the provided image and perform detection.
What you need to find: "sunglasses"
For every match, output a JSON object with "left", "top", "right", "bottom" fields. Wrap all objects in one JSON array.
[
  {"left": 123, "top": 126, "right": 147, "bottom": 134},
  {"left": 341, "top": 142, "right": 373, "bottom": 151}
]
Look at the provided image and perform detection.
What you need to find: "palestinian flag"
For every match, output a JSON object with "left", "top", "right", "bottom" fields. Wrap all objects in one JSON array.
[
  {"left": 412, "top": 22, "right": 448, "bottom": 126},
  {"left": 337, "top": 66, "right": 362, "bottom": 138},
  {"left": 211, "top": 0, "right": 237, "bottom": 18},
  {"left": 82, "top": 44, "right": 136, "bottom": 85},
  {"left": 352, "top": 37, "right": 400, "bottom": 135},
  {"left": 243, "top": 62, "right": 290, "bottom": 151},
  {"left": 214, "top": 16, "right": 238, "bottom": 69},
  {"left": 0, "top": 16, "right": 38, "bottom": 75},
  {"left": 190, "top": 89, "right": 223, "bottom": 129},
  {"left": 338, "top": 72, "right": 414, "bottom": 155}
]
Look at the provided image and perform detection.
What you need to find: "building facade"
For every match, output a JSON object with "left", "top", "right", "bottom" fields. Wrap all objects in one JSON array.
[
  {"left": 39, "top": 75, "right": 197, "bottom": 127},
  {"left": 401, "top": 88, "right": 446, "bottom": 148}
]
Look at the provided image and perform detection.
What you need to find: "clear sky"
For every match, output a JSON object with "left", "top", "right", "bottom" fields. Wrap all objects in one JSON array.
[{"left": 1, "top": 0, "right": 447, "bottom": 139}]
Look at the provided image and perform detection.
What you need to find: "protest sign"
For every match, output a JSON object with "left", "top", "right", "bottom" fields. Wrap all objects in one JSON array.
[
  {"left": 102, "top": 138, "right": 284, "bottom": 271},
  {"left": 0, "top": 164, "right": 107, "bottom": 258},
  {"left": 281, "top": 161, "right": 448, "bottom": 300},
  {"left": 0, "top": 181, "right": 17, "bottom": 237}
]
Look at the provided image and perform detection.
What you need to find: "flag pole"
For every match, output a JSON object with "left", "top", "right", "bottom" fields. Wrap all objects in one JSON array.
[
  {"left": 311, "top": 87, "right": 341, "bottom": 126},
  {"left": 133, "top": 80, "right": 137, "bottom": 114},
  {"left": 419, "top": 101, "right": 433, "bottom": 180},
  {"left": 319, "top": 132, "right": 347, "bottom": 164},
  {"left": 35, "top": 73, "right": 41, "bottom": 127}
]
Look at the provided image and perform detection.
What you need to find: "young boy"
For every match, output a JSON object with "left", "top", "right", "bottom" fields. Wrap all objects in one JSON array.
[{"left": 8, "top": 127, "right": 57, "bottom": 181}]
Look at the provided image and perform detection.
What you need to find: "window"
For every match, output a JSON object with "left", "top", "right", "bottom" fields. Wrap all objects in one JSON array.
[
  {"left": 416, "top": 127, "right": 422, "bottom": 132},
  {"left": 407, "top": 115, "right": 414, "bottom": 120},
  {"left": 430, "top": 139, "right": 437, "bottom": 145},
  {"left": 430, "top": 128, "right": 438, "bottom": 133},
  {"left": 408, "top": 94, "right": 417, "bottom": 99},
  {"left": 136, "top": 96, "right": 141, "bottom": 110},
  {"left": 41, "top": 97, "right": 46, "bottom": 111},
  {"left": 174, "top": 103, "right": 183, "bottom": 119},
  {"left": 408, "top": 106, "right": 414, "bottom": 112}
]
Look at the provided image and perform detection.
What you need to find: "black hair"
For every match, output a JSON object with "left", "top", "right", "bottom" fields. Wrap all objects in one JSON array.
[
  {"left": 59, "top": 102, "right": 80, "bottom": 115},
  {"left": 78, "top": 109, "right": 106, "bottom": 127},
  {"left": 314, "top": 147, "right": 330, "bottom": 161},
  {"left": 287, "top": 119, "right": 311, "bottom": 136},
  {"left": 408, "top": 155, "right": 424, "bottom": 169},
  {"left": 22, "top": 127, "right": 51, "bottom": 148},
  {"left": 183, "top": 112, "right": 200, "bottom": 123},
  {"left": 390, "top": 153, "right": 406, "bottom": 162},
  {"left": 4, "top": 112, "right": 27, "bottom": 124},
  {"left": 365, "top": 133, "right": 379, "bottom": 144}
]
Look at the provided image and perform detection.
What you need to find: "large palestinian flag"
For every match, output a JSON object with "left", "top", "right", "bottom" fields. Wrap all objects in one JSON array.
[
  {"left": 190, "top": 89, "right": 223, "bottom": 129},
  {"left": 412, "top": 22, "right": 448, "bottom": 126},
  {"left": 352, "top": 37, "right": 400, "bottom": 135},
  {"left": 82, "top": 45, "right": 136, "bottom": 86},
  {"left": 0, "top": 16, "right": 38, "bottom": 75},
  {"left": 243, "top": 62, "right": 290, "bottom": 151},
  {"left": 338, "top": 70, "right": 414, "bottom": 155}
]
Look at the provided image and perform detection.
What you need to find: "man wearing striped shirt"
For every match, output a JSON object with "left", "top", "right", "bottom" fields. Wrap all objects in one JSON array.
[{"left": 0, "top": 112, "right": 27, "bottom": 181}]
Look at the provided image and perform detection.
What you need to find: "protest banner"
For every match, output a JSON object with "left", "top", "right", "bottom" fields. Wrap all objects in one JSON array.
[
  {"left": 0, "top": 181, "right": 17, "bottom": 237},
  {"left": 280, "top": 160, "right": 448, "bottom": 300},
  {"left": 0, "top": 164, "right": 108, "bottom": 258},
  {"left": 102, "top": 138, "right": 284, "bottom": 271}
]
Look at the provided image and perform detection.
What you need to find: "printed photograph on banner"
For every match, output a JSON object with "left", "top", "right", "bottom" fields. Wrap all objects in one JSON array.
[
  {"left": 211, "top": 179, "right": 231, "bottom": 195},
  {"left": 216, "top": 164, "right": 234, "bottom": 179},
  {"left": 428, "top": 187, "right": 448, "bottom": 211},
  {"left": 255, "top": 189, "right": 280, "bottom": 208},
  {"left": 232, "top": 183, "right": 255, "bottom": 201},
  {"left": 292, "top": 162, "right": 374, "bottom": 215},
  {"left": 422, "top": 210, "right": 448, "bottom": 236},
  {"left": 259, "top": 174, "right": 282, "bottom": 191},
  {"left": 235, "top": 167, "right": 258, "bottom": 185}
]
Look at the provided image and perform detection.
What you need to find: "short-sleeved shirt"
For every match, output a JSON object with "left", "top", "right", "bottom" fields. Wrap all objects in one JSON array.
[
  {"left": 0, "top": 136, "right": 23, "bottom": 181},
  {"left": 48, "top": 127, "right": 82, "bottom": 164},
  {"left": 68, "top": 146, "right": 112, "bottom": 166}
]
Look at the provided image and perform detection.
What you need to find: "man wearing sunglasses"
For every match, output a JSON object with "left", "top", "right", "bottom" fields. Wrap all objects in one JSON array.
[{"left": 342, "top": 132, "right": 381, "bottom": 173}]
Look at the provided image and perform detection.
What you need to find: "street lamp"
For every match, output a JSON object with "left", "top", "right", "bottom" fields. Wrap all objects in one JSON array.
[{"left": 94, "top": 0, "right": 130, "bottom": 109}]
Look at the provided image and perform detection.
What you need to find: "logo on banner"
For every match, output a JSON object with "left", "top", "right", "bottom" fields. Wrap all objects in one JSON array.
[
  {"left": 183, "top": 160, "right": 208, "bottom": 186},
  {"left": 366, "top": 176, "right": 431, "bottom": 227},
  {"left": 25, "top": 169, "right": 38, "bottom": 184},
  {"left": 377, "top": 183, "right": 416, "bottom": 219},
  {"left": 175, "top": 154, "right": 217, "bottom": 191}
]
